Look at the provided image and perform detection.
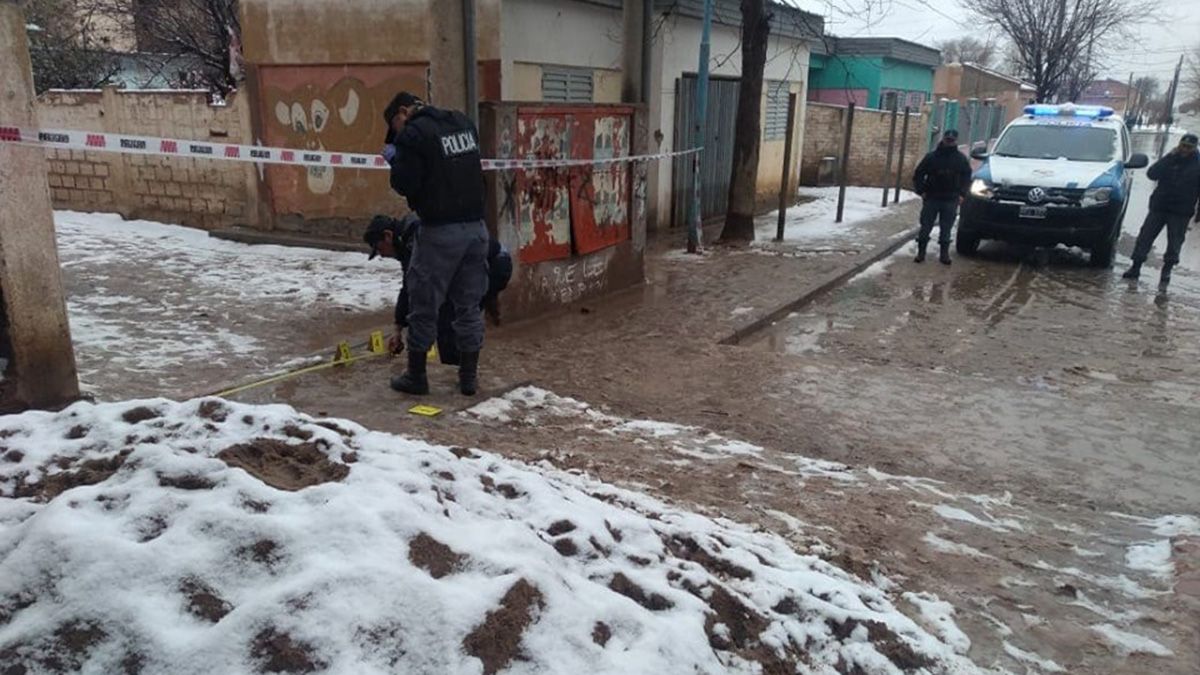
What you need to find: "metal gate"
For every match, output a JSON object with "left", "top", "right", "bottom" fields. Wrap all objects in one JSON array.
[{"left": 672, "top": 75, "right": 739, "bottom": 227}]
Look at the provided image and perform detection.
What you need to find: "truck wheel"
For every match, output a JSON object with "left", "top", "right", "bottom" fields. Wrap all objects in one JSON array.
[
  {"left": 956, "top": 230, "right": 981, "bottom": 256},
  {"left": 1090, "top": 223, "right": 1119, "bottom": 268}
]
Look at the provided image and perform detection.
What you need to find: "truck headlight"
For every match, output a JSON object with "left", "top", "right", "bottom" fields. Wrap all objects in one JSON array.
[
  {"left": 970, "top": 179, "right": 993, "bottom": 198},
  {"left": 1081, "top": 187, "right": 1112, "bottom": 207}
]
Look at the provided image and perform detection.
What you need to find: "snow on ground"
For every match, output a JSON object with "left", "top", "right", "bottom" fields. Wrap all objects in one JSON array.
[
  {"left": 754, "top": 187, "right": 918, "bottom": 247},
  {"left": 1123, "top": 541, "right": 1174, "bottom": 580},
  {"left": 1090, "top": 624, "right": 1174, "bottom": 657},
  {"left": 0, "top": 398, "right": 981, "bottom": 674},
  {"left": 55, "top": 211, "right": 391, "bottom": 399}
]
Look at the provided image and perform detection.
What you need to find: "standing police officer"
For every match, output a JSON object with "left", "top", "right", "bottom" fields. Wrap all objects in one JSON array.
[
  {"left": 912, "top": 129, "right": 972, "bottom": 265},
  {"left": 382, "top": 91, "right": 489, "bottom": 396},
  {"left": 1122, "top": 133, "right": 1200, "bottom": 289}
]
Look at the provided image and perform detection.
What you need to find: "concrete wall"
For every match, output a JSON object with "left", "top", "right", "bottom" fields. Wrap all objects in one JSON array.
[
  {"left": 36, "top": 87, "right": 258, "bottom": 230},
  {"left": 501, "top": 0, "right": 625, "bottom": 101},
  {"left": 647, "top": 11, "right": 810, "bottom": 229},
  {"left": 934, "top": 64, "right": 1034, "bottom": 127},
  {"left": 239, "top": 0, "right": 502, "bottom": 237},
  {"left": 800, "top": 102, "right": 925, "bottom": 188},
  {"left": 480, "top": 101, "right": 648, "bottom": 322}
]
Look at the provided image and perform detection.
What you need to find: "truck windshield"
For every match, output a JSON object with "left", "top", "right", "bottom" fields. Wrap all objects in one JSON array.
[{"left": 992, "top": 125, "right": 1118, "bottom": 162}]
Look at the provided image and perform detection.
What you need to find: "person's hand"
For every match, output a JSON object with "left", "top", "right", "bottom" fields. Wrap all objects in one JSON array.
[
  {"left": 387, "top": 327, "right": 404, "bottom": 355},
  {"left": 483, "top": 296, "right": 502, "bottom": 327},
  {"left": 382, "top": 144, "right": 397, "bottom": 164}
]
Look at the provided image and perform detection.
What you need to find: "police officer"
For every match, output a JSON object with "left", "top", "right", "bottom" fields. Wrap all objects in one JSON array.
[
  {"left": 1123, "top": 133, "right": 1200, "bottom": 289},
  {"left": 363, "top": 214, "right": 512, "bottom": 368},
  {"left": 912, "top": 129, "right": 972, "bottom": 265},
  {"left": 381, "top": 91, "right": 489, "bottom": 396}
]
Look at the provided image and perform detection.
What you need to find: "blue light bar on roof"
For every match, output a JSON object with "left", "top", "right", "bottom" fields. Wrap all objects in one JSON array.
[{"left": 1023, "top": 103, "right": 1114, "bottom": 119}]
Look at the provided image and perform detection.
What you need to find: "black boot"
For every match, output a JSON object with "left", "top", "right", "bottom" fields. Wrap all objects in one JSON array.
[
  {"left": 1122, "top": 262, "right": 1142, "bottom": 279},
  {"left": 458, "top": 351, "right": 480, "bottom": 396},
  {"left": 939, "top": 243, "right": 952, "bottom": 265},
  {"left": 914, "top": 239, "right": 928, "bottom": 263},
  {"left": 1159, "top": 263, "right": 1174, "bottom": 289},
  {"left": 390, "top": 348, "right": 429, "bottom": 395}
]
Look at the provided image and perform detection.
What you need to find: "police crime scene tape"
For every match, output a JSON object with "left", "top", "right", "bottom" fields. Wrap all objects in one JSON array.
[{"left": 0, "top": 125, "right": 700, "bottom": 171}]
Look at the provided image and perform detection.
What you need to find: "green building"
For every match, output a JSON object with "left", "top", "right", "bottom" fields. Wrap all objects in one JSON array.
[{"left": 808, "top": 37, "right": 941, "bottom": 110}]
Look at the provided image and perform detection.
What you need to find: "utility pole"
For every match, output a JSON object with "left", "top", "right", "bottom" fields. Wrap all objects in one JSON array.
[
  {"left": 1157, "top": 56, "right": 1183, "bottom": 159},
  {"left": 686, "top": 0, "right": 713, "bottom": 253},
  {"left": 1122, "top": 71, "right": 1134, "bottom": 120},
  {"left": 462, "top": 0, "right": 477, "bottom": 125}
]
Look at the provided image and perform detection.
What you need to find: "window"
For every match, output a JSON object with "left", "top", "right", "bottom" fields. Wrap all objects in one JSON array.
[
  {"left": 880, "top": 90, "right": 899, "bottom": 111},
  {"left": 992, "top": 126, "right": 1119, "bottom": 163},
  {"left": 542, "top": 67, "right": 594, "bottom": 103},
  {"left": 906, "top": 91, "right": 926, "bottom": 109},
  {"left": 764, "top": 81, "right": 792, "bottom": 140}
]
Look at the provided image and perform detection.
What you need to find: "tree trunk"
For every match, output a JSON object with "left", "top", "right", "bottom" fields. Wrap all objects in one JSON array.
[{"left": 718, "top": 0, "right": 770, "bottom": 243}]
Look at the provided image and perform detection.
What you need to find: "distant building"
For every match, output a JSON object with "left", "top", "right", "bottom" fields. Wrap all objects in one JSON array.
[
  {"left": 933, "top": 62, "right": 1036, "bottom": 125},
  {"left": 1078, "top": 78, "right": 1132, "bottom": 114},
  {"left": 807, "top": 37, "right": 941, "bottom": 110}
]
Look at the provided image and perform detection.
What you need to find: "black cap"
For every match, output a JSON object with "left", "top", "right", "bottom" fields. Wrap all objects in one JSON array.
[
  {"left": 1182, "top": 133, "right": 1199, "bottom": 146},
  {"left": 364, "top": 214, "right": 418, "bottom": 260},
  {"left": 383, "top": 91, "right": 423, "bottom": 124},
  {"left": 943, "top": 129, "right": 960, "bottom": 141}
]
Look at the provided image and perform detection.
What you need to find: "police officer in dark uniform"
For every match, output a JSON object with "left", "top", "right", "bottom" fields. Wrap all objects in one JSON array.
[
  {"left": 381, "top": 91, "right": 489, "bottom": 396},
  {"left": 912, "top": 129, "right": 972, "bottom": 265},
  {"left": 1123, "top": 133, "right": 1200, "bottom": 289},
  {"left": 363, "top": 213, "right": 512, "bottom": 368}
]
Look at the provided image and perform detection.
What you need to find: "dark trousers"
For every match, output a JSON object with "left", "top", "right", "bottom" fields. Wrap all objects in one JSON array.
[
  {"left": 918, "top": 199, "right": 958, "bottom": 246},
  {"left": 1130, "top": 210, "right": 1191, "bottom": 266},
  {"left": 406, "top": 220, "right": 489, "bottom": 354}
]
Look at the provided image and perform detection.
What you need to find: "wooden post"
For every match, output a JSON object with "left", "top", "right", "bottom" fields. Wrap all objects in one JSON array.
[
  {"left": 775, "top": 92, "right": 798, "bottom": 242},
  {"left": 0, "top": 1, "right": 80, "bottom": 410},
  {"left": 881, "top": 101, "right": 898, "bottom": 207},
  {"left": 894, "top": 107, "right": 911, "bottom": 204},
  {"left": 835, "top": 102, "right": 855, "bottom": 224}
]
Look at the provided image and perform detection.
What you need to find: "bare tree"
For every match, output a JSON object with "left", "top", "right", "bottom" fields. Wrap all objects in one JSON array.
[
  {"left": 23, "top": 0, "right": 122, "bottom": 92},
  {"left": 964, "top": 0, "right": 1153, "bottom": 103},
  {"left": 1129, "top": 75, "right": 1160, "bottom": 121},
  {"left": 720, "top": 0, "right": 771, "bottom": 243},
  {"left": 935, "top": 37, "right": 997, "bottom": 68},
  {"left": 98, "top": 0, "right": 242, "bottom": 94}
]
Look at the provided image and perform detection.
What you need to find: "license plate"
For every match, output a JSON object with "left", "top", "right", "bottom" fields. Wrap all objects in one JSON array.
[{"left": 1019, "top": 206, "right": 1047, "bottom": 219}]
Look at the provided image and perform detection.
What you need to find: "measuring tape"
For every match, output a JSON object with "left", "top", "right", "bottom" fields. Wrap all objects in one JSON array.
[
  {"left": 0, "top": 125, "right": 700, "bottom": 171},
  {"left": 212, "top": 330, "right": 446, "bottom": 418}
]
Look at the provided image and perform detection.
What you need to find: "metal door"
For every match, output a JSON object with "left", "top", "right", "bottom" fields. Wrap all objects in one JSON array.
[{"left": 672, "top": 75, "right": 739, "bottom": 227}]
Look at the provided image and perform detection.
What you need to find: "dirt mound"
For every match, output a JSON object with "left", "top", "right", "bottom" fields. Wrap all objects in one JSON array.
[
  {"left": 217, "top": 439, "right": 348, "bottom": 491},
  {"left": 462, "top": 579, "right": 544, "bottom": 675},
  {"left": 179, "top": 578, "right": 233, "bottom": 623},
  {"left": 407, "top": 533, "right": 467, "bottom": 579},
  {"left": 10, "top": 450, "right": 131, "bottom": 501},
  {"left": 608, "top": 573, "right": 673, "bottom": 611},
  {"left": 251, "top": 628, "right": 325, "bottom": 673}
]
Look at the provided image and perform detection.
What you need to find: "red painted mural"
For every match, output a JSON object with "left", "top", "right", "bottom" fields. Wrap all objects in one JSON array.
[{"left": 513, "top": 106, "right": 634, "bottom": 264}]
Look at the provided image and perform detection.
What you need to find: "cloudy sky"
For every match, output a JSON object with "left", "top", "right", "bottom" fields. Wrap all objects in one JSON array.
[{"left": 791, "top": 0, "right": 1197, "bottom": 88}]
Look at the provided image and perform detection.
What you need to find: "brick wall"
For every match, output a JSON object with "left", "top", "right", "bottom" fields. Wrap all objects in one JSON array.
[
  {"left": 800, "top": 102, "right": 926, "bottom": 189},
  {"left": 36, "top": 87, "right": 259, "bottom": 230}
]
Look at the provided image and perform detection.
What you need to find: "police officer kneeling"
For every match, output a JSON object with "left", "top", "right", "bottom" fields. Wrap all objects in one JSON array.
[{"left": 382, "top": 91, "right": 489, "bottom": 396}]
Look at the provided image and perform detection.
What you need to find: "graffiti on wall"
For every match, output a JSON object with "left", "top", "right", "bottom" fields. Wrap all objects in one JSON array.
[
  {"left": 535, "top": 252, "right": 610, "bottom": 305},
  {"left": 259, "top": 64, "right": 427, "bottom": 219},
  {"left": 515, "top": 116, "right": 572, "bottom": 263},
  {"left": 513, "top": 107, "right": 634, "bottom": 264}
]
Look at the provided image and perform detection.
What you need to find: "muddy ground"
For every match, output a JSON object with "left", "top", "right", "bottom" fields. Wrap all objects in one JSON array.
[{"left": 226, "top": 174, "right": 1199, "bottom": 673}]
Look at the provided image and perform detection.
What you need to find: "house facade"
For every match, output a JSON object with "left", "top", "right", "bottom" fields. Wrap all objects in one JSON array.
[
  {"left": 807, "top": 37, "right": 940, "bottom": 111},
  {"left": 933, "top": 62, "right": 1036, "bottom": 127}
]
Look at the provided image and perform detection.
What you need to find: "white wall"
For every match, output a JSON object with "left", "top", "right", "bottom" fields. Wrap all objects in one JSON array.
[
  {"left": 648, "top": 13, "right": 810, "bottom": 229},
  {"left": 500, "top": 0, "right": 626, "bottom": 99}
]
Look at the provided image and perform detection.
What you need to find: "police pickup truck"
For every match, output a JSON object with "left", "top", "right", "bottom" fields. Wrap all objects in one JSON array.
[{"left": 960, "top": 104, "right": 1149, "bottom": 266}]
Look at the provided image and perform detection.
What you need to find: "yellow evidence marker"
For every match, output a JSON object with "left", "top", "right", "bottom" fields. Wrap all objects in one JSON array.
[
  {"left": 409, "top": 404, "right": 443, "bottom": 417},
  {"left": 369, "top": 330, "right": 387, "bottom": 354},
  {"left": 335, "top": 341, "right": 353, "bottom": 363}
]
